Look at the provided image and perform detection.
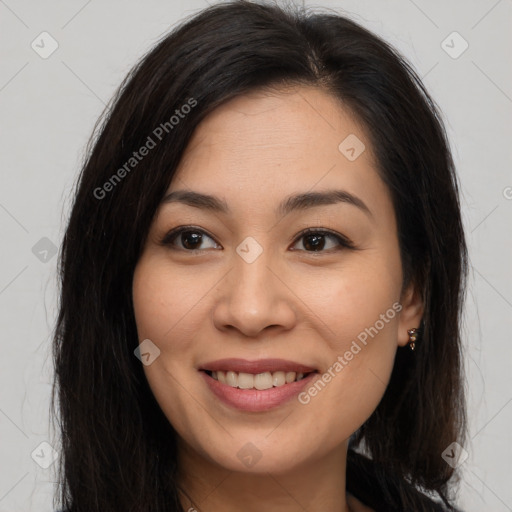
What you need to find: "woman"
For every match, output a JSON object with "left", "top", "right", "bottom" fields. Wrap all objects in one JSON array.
[{"left": 51, "top": 1, "right": 468, "bottom": 511}]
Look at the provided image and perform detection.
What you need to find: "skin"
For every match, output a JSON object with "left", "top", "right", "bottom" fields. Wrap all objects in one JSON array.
[{"left": 132, "top": 84, "right": 424, "bottom": 512}]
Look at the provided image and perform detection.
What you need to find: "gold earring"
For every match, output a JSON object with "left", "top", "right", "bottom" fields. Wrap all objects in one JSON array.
[{"left": 407, "top": 328, "right": 419, "bottom": 351}]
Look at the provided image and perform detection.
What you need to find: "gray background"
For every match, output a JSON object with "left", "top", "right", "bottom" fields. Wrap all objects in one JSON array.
[{"left": 1, "top": 0, "right": 511, "bottom": 510}]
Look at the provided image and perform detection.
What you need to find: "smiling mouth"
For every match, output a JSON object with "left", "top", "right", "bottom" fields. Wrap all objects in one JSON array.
[{"left": 202, "top": 369, "right": 318, "bottom": 390}]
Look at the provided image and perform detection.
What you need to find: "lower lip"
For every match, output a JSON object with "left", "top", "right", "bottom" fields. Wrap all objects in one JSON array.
[{"left": 199, "top": 370, "right": 318, "bottom": 412}]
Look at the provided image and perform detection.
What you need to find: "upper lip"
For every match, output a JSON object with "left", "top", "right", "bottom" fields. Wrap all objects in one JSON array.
[{"left": 199, "top": 358, "right": 317, "bottom": 374}]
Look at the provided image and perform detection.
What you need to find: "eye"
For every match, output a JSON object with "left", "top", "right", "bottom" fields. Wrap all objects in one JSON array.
[
  {"left": 290, "top": 228, "right": 355, "bottom": 253},
  {"left": 160, "top": 226, "right": 219, "bottom": 251},
  {"left": 160, "top": 226, "right": 355, "bottom": 253}
]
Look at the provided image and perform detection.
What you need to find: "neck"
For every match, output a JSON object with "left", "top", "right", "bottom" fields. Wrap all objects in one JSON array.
[{"left": 176, "top": 438, "right": 352, "bottom": 512}]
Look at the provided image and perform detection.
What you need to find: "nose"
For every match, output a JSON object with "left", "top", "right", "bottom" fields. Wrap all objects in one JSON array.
[{"left": 212, "top": 245, "right": 297, "bottom": 338}]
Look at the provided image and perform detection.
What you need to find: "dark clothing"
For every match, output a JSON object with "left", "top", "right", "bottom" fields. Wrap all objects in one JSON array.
[{"left": 346, "top": 449, "right": 463, "bottom": 512}]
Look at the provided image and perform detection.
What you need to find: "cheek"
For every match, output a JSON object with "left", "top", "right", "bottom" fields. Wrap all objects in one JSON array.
[
  {"left": 132, "top": 257, "right": 208, "bottom": 351},
  {"left": 132, "top": 258, "right": 205, "bottom": 420},
  {"left": 132, "top": 258, "right": 208, "bottom": 432},
  {"left": 301, "top": 256, "right": 401, "bottom": 419},
  {"left": 308, "top": 253, "right": 401, "bottom": 344}
]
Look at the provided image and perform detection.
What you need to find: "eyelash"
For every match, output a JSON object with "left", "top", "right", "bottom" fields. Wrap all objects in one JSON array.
[{"left": 159, "top": 225, "right": 356, "bottom": 254}]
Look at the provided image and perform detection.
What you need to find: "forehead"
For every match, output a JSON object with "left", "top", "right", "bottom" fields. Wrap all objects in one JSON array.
[
  {"left": 166, "top": 85, "right": 391, "bottom": 223},
  {"left": 178, "top": 85, "right": 374, "bottom": 170}
]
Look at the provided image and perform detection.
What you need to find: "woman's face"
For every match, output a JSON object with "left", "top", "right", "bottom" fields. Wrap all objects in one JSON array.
[{"left": 132, "top": 85, "right": 423, "bottom": 475}]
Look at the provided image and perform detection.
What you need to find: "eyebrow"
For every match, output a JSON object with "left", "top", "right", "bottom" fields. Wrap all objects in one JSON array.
[{"left": 160, "top": 189, "right": 372, "bottom": 218}]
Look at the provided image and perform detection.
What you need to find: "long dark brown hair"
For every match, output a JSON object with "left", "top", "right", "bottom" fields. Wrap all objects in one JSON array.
[{"left": 51, "top": 1, "right": 468, "bottom": 510}]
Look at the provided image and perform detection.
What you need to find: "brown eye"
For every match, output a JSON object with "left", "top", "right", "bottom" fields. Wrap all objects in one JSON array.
[
  {"left": 291, "top": 229, "right": 355, "bottom": 253},
  {"left": 160, "top": 226, "right": 355, "bottom": 253},
  {"left": 161, "top": 227, "right": 219, "bottom": 251}
]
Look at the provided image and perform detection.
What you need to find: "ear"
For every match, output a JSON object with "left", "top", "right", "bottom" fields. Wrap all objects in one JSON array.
[{"left": 397, "top": 280, "right": 424, "bottom": 347}]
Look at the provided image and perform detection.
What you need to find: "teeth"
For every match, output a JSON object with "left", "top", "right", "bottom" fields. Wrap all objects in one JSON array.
[{"left": 210, "top": 370, "right": 309, "bottom": 389}]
